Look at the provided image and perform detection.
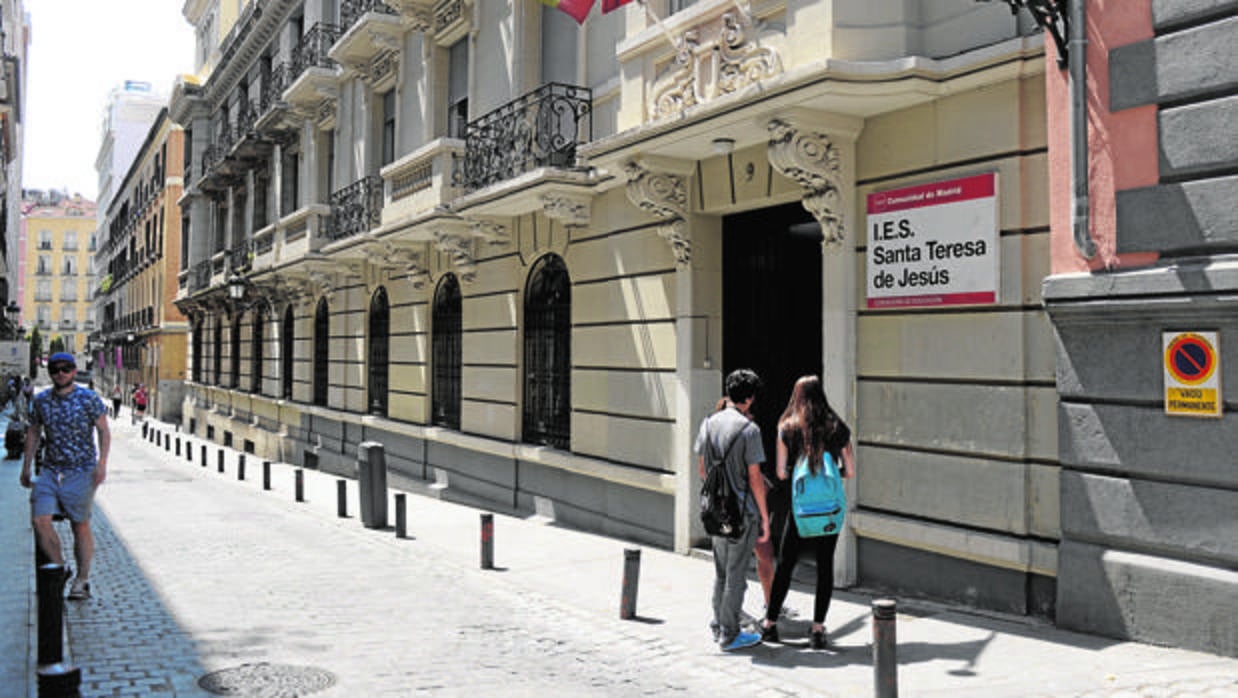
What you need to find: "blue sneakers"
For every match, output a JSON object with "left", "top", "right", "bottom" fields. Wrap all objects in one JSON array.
[{"left": 720, "top": 631, "right": 762, "bottom": 651}]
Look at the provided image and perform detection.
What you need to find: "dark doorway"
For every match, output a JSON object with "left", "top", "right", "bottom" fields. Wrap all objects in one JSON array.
[{"left": 722, "top": 202, "right": 823, "bottom": 464}]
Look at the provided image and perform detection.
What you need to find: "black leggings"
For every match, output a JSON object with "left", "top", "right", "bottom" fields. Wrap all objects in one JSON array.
[{"left": 765, "top": 521, "right": 840, "bottom": 625}]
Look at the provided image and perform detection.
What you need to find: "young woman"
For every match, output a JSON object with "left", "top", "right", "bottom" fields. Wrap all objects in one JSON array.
[{"left": 760, "top": 374, "right": 855, "bottom": 649}]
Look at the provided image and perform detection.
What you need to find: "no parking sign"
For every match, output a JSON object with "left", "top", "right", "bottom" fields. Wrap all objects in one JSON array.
[{"left": 1163, "top": 331, "right": 1222, "bottom": 418}]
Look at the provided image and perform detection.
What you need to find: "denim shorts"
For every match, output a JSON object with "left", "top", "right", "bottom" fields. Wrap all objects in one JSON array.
[{"left": 30, "top": 468, "right": 96, "bottom": 522}]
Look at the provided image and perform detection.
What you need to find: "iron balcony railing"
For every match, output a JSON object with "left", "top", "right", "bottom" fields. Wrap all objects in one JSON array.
[
  {"left": 340, "top": 0, "right": 397, "bottom": 33},
  {"left": 234, "top": 99, "right": 258, "bottom": 140},
  {"left": 230, "top": 240, "right": 252, "bottom": 271},
  {"left": 461, "top": 82, "right": 592, "bottom": 191},
  {"left": 191, "top": 262, "right": 211, "bottom": 292},
  {"left": 259, "top": 62, "right": 288, "bottom": 114},
  {"left": 290, "top": 23, "right": 341, "bottom": 82},
  {"left": 327, "top": 175, "right": 383, "bottom": 241}
]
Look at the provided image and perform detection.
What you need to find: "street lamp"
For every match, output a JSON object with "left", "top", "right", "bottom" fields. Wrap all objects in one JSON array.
[
  {"left": 227, "top": 273, "right": 247, "bottom": 302},
  {"left": 3, "top": 301, "right": 20, "bottom": 339}
]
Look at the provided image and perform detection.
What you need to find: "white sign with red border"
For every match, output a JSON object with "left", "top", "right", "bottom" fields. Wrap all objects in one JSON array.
[
  {"left": 866, "top": 173, "right": 1000, "bottom": 309},
  {"left": 1163, "top": 331, "right": 1222, "bottom": 418}
]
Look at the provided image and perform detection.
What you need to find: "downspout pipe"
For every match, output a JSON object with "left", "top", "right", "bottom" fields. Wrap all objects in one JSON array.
[{"left": 1069, "top": 0, "right": 1097, "bottom": 259}]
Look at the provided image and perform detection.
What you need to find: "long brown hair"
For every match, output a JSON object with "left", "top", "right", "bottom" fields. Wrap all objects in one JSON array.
[{"left": 778, "top": 375, "right": 843, "bottom": 473}]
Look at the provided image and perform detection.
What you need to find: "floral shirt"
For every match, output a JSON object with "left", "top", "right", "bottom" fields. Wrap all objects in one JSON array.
[{"left": 31, "top": 386, "right": 107, "bottom": 472}]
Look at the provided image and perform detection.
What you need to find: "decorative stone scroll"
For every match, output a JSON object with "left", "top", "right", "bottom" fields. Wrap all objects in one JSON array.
[
  {"left": 714, "top": 7, "right": 781, "bottom": 97},
  {"left": 623, "top": 160, "right": 690, "bottom": 267},
  {"left": 433, "top": 229, "right": 476, "bottom": 283},
  {"left": 363, "top": 240, "right": 431, "bottom": 289},
  {"left": 541, "top": 192, "right": 591, "bottom": 228},
  {"left": 766, "top": 119, "right": 845, "bottom": 249}
]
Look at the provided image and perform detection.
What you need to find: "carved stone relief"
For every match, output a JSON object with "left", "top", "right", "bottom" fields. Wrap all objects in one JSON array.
[
  {"left": 767, "top": 119, "right": 846, "bottom": 249},
  {"left": 623, "top": 161, "right": 690, "bottom": 267},
  {"left": 541, "top": 192, "right": 591, "bottom": 228}
]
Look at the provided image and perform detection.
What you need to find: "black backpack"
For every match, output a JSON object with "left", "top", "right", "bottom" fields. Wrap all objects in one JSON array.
[{"left": 699, "top": 419, "right": 751, "bottom": 539}]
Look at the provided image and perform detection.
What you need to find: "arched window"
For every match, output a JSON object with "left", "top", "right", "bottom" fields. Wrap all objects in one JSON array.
[
  {"left": 522, "top": 254, "right": 570, "bottom": 449},
  {"left": 432, "top": 273, "right": 462, "bottom": 429},
  {"left": 313, "top": 297, "right": 329, "bottom": 406},
  {"left": 213, "top": 317, "right": 223, "bottom": 385},
  {"left": 251, "top": 311, "right": 264, "bottom": 394},
  {"left": 367, "top": 287, "right": 390, "bottom": 416},
  {"left": 281, "top": 305, "right": 294, "bottom": 400},
  {"left": 231, "top": 314, "right": 242, "bottom": 388},
  {"left": 192, "top": 319, "right": 203, "bottom": 383}
]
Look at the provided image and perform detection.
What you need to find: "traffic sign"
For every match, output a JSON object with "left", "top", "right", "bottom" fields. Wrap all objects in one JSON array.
[{"left": 1163, "top": 331, "right": 1222, "bottom": 418}]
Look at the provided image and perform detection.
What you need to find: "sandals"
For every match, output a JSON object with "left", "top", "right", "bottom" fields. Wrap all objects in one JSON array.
[{"left": 67, "top": 580, "right": 91, "bottom": 600}]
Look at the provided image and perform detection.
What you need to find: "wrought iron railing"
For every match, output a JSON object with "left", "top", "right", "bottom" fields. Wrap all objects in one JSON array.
[
  {"left": 191, "top": 262, "right": 211, "bottom": 292},
  {"left": 289, "top": 23, "right": 341, "bottom": 82},
  {"left": 340, "top": 0, "right": 397, "bottom": 33},
  {"left": 259, "top": 62, "right": 288, "bottom": 114},
  {"left": 230, "top": 240, "right": 253, "bottom": 271},
  {"left": 234, "top": 99, "right": 258, "bottom": 139},
  {"left": 327, "top": 175, "right": 383, "bottom": 241},
  {"left": 461, "top": 82, "right": 592, "bottom": 191}
]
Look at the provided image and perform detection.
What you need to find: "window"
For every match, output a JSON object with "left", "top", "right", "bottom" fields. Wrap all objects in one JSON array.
[
  {"left": 367, "top": 287, "right": 389, "bottom": 416},
  {"left": 522, "top": 254, "right": 571, "bottom": 449},
  {"left": 281, "top": 148, "right": 299, "bottom": 216},
  {"left": 447, "top": 39, "right": 469, "bottom": 138},
  {"left": 432, "top": 274, "right": 462, "bottom": 429},
  {"left": 251, "top": 311, "right": 264, "bottom": 394},
  {"left": 541, "top": 5, "right": 578, "bottom": 85},
  {"left": 253, "top": 174, "right": 269, "bottom": 231},
  {"left": 60, "top": 306, "right": 76, "bottom": 324},
  {"left": 281, "top": 305, "right": 294, "bottom": 399},
  {"left": 35, "top": 279, "right": 51, "bottom": 301},
  {"left": 63, "top": 231, "right": 78, "bottom": 250},
  {"left": 37, "top": 256, "right": 50, "bottom": 274},
  {"left": 192, "top": 320, "right": 203, "bottom": 382},
  {"left": 213, "top": 319, "right": 223, "bottom": 385},
  {"left": 181, "top": 216, "right": 191, "bottom": 268},
  {"left": 61, "top": 279, "right": 76, "bottom": 301},
  {"left": 63, "top": 257, "right": 76, "bottom": 275},
  {"left": 380, "top": 90, "right": 396, "bottom": 167},
  {"left": 231, "top": 315, "right": 242, "bottom": 388},
  {"left": 38, "top": 231, "right": 52, "bottom": 250},
  {"left": 313, "top": 297, "right": 329, "bottom": 406},
  {"left": 668, "top": 0, "right": 696, "bottom": 13},
  {"left": 37, "top": 306, "right": 51, "bottom": 327}
]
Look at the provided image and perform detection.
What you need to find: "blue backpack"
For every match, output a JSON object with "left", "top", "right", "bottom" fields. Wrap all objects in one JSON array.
[{"left": 791, "top": 451, "right": 846, "bottom": 537}]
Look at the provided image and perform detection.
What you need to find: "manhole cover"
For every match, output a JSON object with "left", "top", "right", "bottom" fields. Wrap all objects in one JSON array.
[{"left": 198, "top": 663, "right": 336, "bottom": 696}]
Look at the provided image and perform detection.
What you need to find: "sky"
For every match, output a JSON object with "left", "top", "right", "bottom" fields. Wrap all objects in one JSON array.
[{"left": 22, "top": 0, "right": 196, "bottom": 200}]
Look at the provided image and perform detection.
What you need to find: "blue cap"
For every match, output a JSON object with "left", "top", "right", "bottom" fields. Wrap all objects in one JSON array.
[{"left": 48, "top": 352, "right": 75, "bottom": 367}]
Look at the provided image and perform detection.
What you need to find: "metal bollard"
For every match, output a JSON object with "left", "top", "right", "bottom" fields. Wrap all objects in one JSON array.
[
  {"left": 873, "top": 599, "right": 898, "bottom": 698},
  {"left": 217, "top": 449, "right": 224, "bottom": 473},
  {"left": 480, "top": 513, "right": 495, "bottom": 569},
  {"left": 295, "top": 469, "right": 305, "bottom": 502},
  {"left": 185, "top": 441, "right": 192, "bottom": 462},
  {"left": 394, "top": 493, "right": 406, "bottom": 539},
  {"left": 620, "top": 549, "right": 641, "bottom": 620},
  {"left": 263, "top": 461, "right": 271, "bottom": 491},
  {"left": 237, "top": 454, "right": 246, "bottom": 481},
  {"left": 337, "top": 479, "right": 347, "bottom": 518},
  {"left": 165, "top": 432, "right": 171, "bottom": 452},
  {"left": 36, "top": 663, "right": 82, "bottom": 698},
  {"left": 36, "top": 564, "right": 69, "bottom": 665},
  {"left": 175, "top": 437, "right": 181, "bottom": 457},
  {"left": 142, "top": 422, "right": 148, "bottom": 439},
  {"left": 200, "top": 444, "right": 207, "bottom": 468}
]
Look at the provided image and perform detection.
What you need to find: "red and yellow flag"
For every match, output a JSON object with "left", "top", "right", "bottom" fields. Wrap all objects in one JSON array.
[
  {"left": 539, "top": 0, "right": 595, "bottom": 24},
  {"left": 601, "top": 0, "right": 635, "bottom": 13}
]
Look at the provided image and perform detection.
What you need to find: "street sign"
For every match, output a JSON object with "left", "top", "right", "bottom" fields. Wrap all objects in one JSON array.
[{"left": 1163, "top": 331, "right": 1222, "bottom": 418}]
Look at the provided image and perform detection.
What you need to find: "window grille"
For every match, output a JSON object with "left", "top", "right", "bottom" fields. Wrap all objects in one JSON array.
[
  {"left": 432, "top": 274, "right": 461, "bottom": 429},
  {"left": 522, "top": 254, "right": 570, "bottom": 449},
  {"left": 192, "top": 321, "right": 203, "bottom": 382},
  {"left": 368, "top": 287, "right": 390, "bottom": 415},
  {"left": 251, "top": 312, "right": 264, "bottom": 394},
  {"left": 231, "top": 316, "right": 242, "bottom": 389},
  {"left": 281, "top": 306, "right": 294, "bottom": 399},
  {"left": 313, "top": 298, "right": 329, "bottom": 406}
]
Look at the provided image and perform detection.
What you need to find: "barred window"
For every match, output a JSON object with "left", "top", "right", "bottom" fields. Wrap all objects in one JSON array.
[
  {"left": 522, "top": 254, "right": 570, "bottom": 449},
  {"left": 368, "top": 287, "right": 389, "bottom": 416},
  {"left": 251, "top": 311, "right": 264, "bottom": 394},
  {"left": 281, "top": 305, "right": 294, "bottom": 400},
  {"left": 213, "top": 318, "right": 223, "bottom": 385},
  {"left": 313, "top": 297, "right": 329, "bottom": 406},
  {"left": 231, "top": 315, "right": 242, "bottom": 389},
  {"left": 192, "top": 320, "right": 203, "bottom": 383},
  {"left": 432, "top": 274, "right": 461, "bottom": 429}
]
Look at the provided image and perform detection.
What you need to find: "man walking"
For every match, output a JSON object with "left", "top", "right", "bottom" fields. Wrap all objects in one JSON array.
[
  {"left": 19, "top": 352, "right": 110, "bottom": 600},
  {"left": 697, "top": 369, "right": 770, "bottom": 651}
]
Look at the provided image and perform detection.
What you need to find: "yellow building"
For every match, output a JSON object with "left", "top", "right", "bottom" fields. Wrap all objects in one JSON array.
[{"left": 19, "top": 191, "right": 97, "bottom": 359}]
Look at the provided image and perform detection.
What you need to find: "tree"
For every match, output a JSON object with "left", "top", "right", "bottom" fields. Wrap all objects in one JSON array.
[
  {"left": 28, "top": 327, "right": 41, "bottom": 377},
  {"left": 49, "top": 336, "right": 65, "bottom": 355}
]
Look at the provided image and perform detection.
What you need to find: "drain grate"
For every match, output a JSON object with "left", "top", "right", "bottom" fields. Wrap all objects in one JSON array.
[{"left": 198, "top": 662, "right": 336, "bottom": 696}]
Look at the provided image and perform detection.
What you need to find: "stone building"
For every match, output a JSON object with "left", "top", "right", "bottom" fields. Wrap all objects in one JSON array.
[
  {"left": 173, "top": 0, "right": 1063, "bottom": 629},
  {"left": 1043, "top": 0, "right": 1237, "bottom": 656},
  {"left": 19, "top": 191, "right": 96, "bottom": 357},
  {"left": 92, "top": 109, "right": 189, "bottom": 422},
  {"left": 0, "top": 0, "right": 25, "bottom": 324}
]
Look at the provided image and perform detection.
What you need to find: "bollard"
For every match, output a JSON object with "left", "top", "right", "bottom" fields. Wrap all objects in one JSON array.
[
  {"left": 394, "top": 493, "right": 406, "bottom": 539},
  {"left": 217, "top": 448, "right": 224, "bottom": 473},
  {"left": 142, "top": 422, "right": 148, "bottom": 439},
  {"left": 36, "top": 663, "right": 82, "bottom": 698},
  {"left": 873, "top": 599, "right": 898, "bottom": 698},
  {"left": 620, "top": 548, "right": 641, "bottom": 620},
  {"left": 295, "top": 469, "right": 305, "bottom": 502},
  {"left": 185, "top": 441, "right": 192, "bottom": 462},
  {"left": 337, "top": 479, "right": 347, "bottom": 518},
  {"left": 263, "top": 461, "right": 271, "bottom": 491},
  {"left": 238, "top": 454, "right": 246, "bottom": 481},
  {"left": 36, "top": 564, "right": 69, "bottom": 665},
  {"left": 480, "top": 513, "right": 495, "bottom": 569},
  {"left": 165, "top": 432, "right": 171, "bottom": 452},
  {"left": 175, "top": 437, "right": 181, "bottom": 457},
  {"left": 200, "top": 444, "right": 207, "bottom": 468},
  {"left": 356, "top": 442, "right": 389, "bottom": 529}
]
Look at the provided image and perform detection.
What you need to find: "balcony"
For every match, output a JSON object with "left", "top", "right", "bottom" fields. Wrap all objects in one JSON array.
[
  {"left": 255, "top": 62, "right": 290, "bottom": 132},
  {"left": 284, "top": 23, "right": 342, "bottom": 110},
  {"left": 461, "top": 83, "right": 592, "bottom": 192},
  {"left": 230, "top": 239, "right": 253, "bottom": 272},
  {"left": 330, "top": 0, "right": 402, "bottom": 78},
  {"left": 327, "top": 176, "right": 383, "bottom": 241},
  {"left": 191, "top": 262, "right": 212, "bottom": 293}
]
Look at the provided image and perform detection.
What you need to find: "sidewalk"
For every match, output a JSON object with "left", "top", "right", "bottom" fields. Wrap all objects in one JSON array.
[
  {"left": 0, "top": 407, "right": 34, "bottom": 697},
  {"left": 19, "top": 412, "right": 1238, "bottom": 696}
]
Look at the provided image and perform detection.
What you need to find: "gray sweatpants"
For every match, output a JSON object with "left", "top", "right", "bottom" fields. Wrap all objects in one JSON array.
[{"left": 711, "top": 512, "right": 760, "bottom": 642}]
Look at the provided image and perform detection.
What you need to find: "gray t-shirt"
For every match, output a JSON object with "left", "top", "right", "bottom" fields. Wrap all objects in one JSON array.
[{"left": 695, "top": 407, "right": 765, "bottom": 515}]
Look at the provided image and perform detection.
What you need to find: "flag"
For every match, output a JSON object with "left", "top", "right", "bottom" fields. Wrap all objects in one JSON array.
[
  {"left": 601, "top": 0, "right": 635, "bottom": 13},
  {"left": 539, "top": 0, "right": 595, "bottom": 24}
]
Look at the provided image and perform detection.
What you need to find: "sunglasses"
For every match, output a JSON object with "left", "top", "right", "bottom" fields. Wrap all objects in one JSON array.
[{"left": 48, "top": 364, "right": 75, "bottom": 375}]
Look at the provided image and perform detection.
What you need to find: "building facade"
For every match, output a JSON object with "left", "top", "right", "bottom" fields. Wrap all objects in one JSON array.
[
  {"left": 93, "top": 110, "right": 189, "bottom": 422},
  {"left": 18, "top": 191, "right": 97, "bottom": 357},
  {"left": 174, "top": 0, "right": 1063, "bottom": 630},
  {"left": 0, "top": 0, "right": 26, "bottom": 325},
  {"left": 1044, "top": 0, "right": 1237, "bottom": 656}
]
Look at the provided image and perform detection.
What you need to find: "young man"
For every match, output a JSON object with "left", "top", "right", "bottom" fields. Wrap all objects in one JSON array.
[
  {"left": 19, "top": 352, "right": 110, "bottom": 600},
  {"left": 696, "top": 369, "right": 770, "bottom": 651}
]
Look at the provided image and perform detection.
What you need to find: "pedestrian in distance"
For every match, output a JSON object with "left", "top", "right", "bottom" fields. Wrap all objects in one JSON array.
[
  {"left": 697, "top": 369, "right": 770, "bottom": 651},
  {"left": 132, "top": 383, "right": 148, "bottom": 422},
  {"left": 110, "top": 384, "right": 122, "bottom": 419},
  {"left": 19, "top": 352, "right": 110, "bottom": 601},
  {"left": 760, "top": 374, "right": 855, "bottom": 649}
]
